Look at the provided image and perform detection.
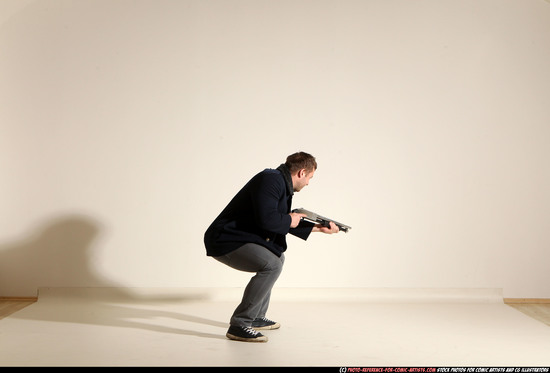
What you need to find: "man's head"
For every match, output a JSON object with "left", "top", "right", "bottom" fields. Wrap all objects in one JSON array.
[{"left": 285, "top": 152, "right": 317, "bottom": 192}]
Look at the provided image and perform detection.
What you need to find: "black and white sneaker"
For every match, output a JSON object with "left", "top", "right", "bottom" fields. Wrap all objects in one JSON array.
[
  {"left": 226, "top": 325, "right": 268, "bottom": 342},
  {"left": 252, "top": 317, "right": 281, "bottom": 330}
]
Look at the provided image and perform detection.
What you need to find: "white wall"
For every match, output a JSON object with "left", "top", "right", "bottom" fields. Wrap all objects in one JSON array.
[{"left": 1, "top": 0, "right": 549, "bottom": 298}]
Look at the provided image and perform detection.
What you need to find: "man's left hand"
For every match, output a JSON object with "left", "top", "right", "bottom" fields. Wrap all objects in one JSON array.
[{"left": 313, "top": 221, "right": 339, "bottom": 234}]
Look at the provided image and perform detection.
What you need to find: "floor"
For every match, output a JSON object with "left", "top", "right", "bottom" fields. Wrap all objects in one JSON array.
[
  {"left": 0, "top": 299, "right": 36, "bottom": 320},
  {"left": 506, "top": 303, "right": 550, "bottom": 327},
  {"left": 1, "top": 288, "right": 550, "bottom": 367}
]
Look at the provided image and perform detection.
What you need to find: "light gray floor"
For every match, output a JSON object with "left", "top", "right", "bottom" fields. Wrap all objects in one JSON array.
[{"left": 1, "top": 288, "right": 550, "bottom": 367}]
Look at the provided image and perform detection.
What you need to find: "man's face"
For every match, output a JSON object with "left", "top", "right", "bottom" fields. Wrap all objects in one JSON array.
[{"left": 293, "top": 169, "right": 315, "bottom": 192}]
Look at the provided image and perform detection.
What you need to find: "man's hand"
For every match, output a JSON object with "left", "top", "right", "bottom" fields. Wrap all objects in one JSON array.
[
  {"left": 312, "top": 221, "right": 340, "bottom": 234},
  {"left": 289, "top": 212, "right": 307, "bottom": 228}
]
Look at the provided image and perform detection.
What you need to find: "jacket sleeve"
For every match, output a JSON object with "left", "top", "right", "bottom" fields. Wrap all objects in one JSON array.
[
  {"left": 250, "top": 173, "right": 292, "bottom": 235},
  {"left": 289, "top": 220, "right": 315, "bottom": 241}
]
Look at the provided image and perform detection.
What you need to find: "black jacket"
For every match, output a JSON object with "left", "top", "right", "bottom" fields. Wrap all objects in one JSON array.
[{"left": 204, "top": 164, "right": 314, "bottom": 257}]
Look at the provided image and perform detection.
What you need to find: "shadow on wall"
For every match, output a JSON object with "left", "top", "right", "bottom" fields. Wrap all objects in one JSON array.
[
  {"left": 0, "top": 214, "right": 206, "bottom": 300},
  {"left": 0, "top": 214, "right": 105, "bottom": 296},
  {"left": 0, "top": 215, "right": 228, "bottom": 339}
]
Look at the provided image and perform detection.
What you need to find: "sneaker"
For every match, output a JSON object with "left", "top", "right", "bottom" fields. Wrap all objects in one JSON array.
[
  {"left": 252, "top": 317, "right": 281, "bottom": 330},
  {"left": 226, "top": 325, "right": 268, "bottom": 342}
]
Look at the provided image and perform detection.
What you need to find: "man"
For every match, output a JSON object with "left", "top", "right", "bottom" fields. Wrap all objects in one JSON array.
[{"left": 204, "top": 152, "right": 339, "bottom": 342}]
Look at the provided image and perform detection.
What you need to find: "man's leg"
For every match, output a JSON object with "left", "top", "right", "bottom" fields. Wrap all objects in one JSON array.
[
  {"left": 214, "top": 243, "right": 284, "bottom": 328},
  {"left": 249, "top": 252, "right": 284, "bottom": 329}
]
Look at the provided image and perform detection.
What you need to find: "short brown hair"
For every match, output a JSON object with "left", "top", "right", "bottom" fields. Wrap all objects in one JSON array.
[{"left": 285, "top": 152, "right": 317, "bottom": 174}]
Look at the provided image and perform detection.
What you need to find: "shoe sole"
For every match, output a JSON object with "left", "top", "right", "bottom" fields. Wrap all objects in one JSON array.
[
  {"left": 253, "top": 322, "right": 281, "bottom": 330},
  {"left": 226, "top": 332, "right": 268, "bottom": 343}
]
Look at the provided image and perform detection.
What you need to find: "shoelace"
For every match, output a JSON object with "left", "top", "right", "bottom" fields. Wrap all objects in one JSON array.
[
  {"left": 243, "top": 326, "right": 260, "bottom": 336},
  {"left": 258, "top": 317, "right": 273, "bottom": 323}
]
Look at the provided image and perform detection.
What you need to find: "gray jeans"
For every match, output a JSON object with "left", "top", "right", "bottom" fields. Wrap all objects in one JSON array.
[{"left": 214, "top": 243, "right": 285, "bottom": 328}]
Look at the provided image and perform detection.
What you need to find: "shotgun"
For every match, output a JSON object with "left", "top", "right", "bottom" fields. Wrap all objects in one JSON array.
[{"left": 292, "top": 208, "right": 352, "bottom": 233}]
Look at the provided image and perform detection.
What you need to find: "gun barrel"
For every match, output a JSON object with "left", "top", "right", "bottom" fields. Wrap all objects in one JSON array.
[{"left": 292, "top": 208, "right": 351, "bottom": 233}]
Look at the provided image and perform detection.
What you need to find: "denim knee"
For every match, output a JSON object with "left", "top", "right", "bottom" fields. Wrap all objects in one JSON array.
[{"left": 261, "top": 255, "right": 284, "bottom": 276}]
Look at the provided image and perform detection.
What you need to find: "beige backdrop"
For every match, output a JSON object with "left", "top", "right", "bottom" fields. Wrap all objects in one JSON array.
[{"left": 1, "top": 0, "right": 549, "bottom": 297}]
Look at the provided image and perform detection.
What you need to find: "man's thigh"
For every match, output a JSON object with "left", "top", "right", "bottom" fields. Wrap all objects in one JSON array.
[{"left": 215, "top": 243, "right": 284, "bottom": 273}]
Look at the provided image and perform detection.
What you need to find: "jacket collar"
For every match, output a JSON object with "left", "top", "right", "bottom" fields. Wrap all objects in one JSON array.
[{"left": 276, "top": 164, "right": 294, "bottom": 196}]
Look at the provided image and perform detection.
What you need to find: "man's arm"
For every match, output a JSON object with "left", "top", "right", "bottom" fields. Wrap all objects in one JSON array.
[
  {"left": 312, "top": 221, "right": 340, "bottom": 234},
  {"left": 289, "top": 211, "right": 306, "bottom": 228},
  {"left": 251, "top": 173, "right": 292, "bottom": 234}
]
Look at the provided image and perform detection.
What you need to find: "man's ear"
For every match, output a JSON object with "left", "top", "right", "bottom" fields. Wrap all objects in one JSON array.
[{"left": 298, "top": 169, "right": 307, "bottom": 178}]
